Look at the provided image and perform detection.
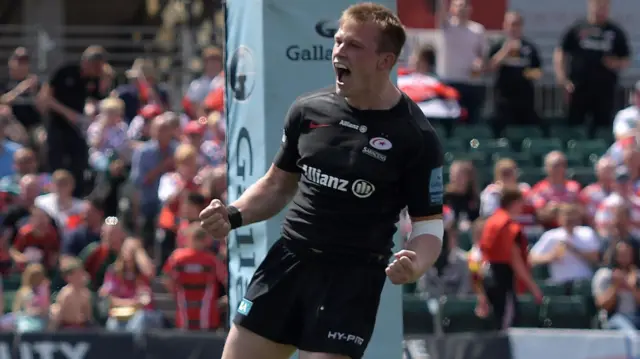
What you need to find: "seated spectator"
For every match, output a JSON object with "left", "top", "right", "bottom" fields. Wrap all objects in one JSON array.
[
  {"left": 130, "top": 115, "right": 176, "bottom": 245},
  {"left": 183, "top": 46, "right": 223, "bottom": 119},
  {"left": 100, "top": 238, "right": 162, "bottom": 332},
  {"left": 529, "top": 204, "right": 600, "bottom": 285},
  {"left": 612, "top": 80, "right": 640, "bottom": 140},
  {"left": 595, "top": 166, "right": 640, "bottom": 238},
  {"left": 81, "top": 218, "right": 126, "bottom": 290},
  {"left": 1, "top": 174, "right": 42, "bottom": 244},
  {"left": 164, "top": 111, "right": 186, "bottom": 140},
  {"left": 529, "top": 151, "right": 581, "bottom": 228},
  {"left": 35, "top": 169, "right": 84, "bottom": 234},
  {"left": 182, "top": 120, "right": 225, "bottom": 168},
  {"left": 12, "top": 263, "right": 50, "bottom": 332},
  {"left": 418, "top": 213, "right": 472, "bottom": 297},
  {"left": 127, "top": 104, "right": 163, "bottom": 144},
  {"left": 10, "top": 206, "right": 60, "bottom": 272},
  {"left": 444, "top": 160, "right": 480, "bottom": 227},
  {"left": 175, "top": 192, "right": 208, "bottom": 249},
  {"left": 50, "top": 258, "right": 93, "bottom": 330},
  {"left": 480, "top": 158, "right": 540, "bottom": 237},
  {"left": 0, "top": 147, "right": 51, "bottom": 195},
  {"left": 601, "top": 202, "right": 640, "bottom": 267},
  {"left": 158, "top": 144, "right": 204, "bottom": 248},
  {"left": 87, "top": 97, "right": 131, "bottom": 172},
  {"left": 162, "top": 224, "right": 227, "bottom": 331},
  {"left": 61, "top": 196, "right": 105, "bottom": 260},
  {"left": 592, "top": 240, "right": 640, "bottom": 331},
  {"left": 605, "top": 129, "right": 638, "bottom": 167},
  {"left": 580, "top": 157, "right": 615, "bottom": 226}
]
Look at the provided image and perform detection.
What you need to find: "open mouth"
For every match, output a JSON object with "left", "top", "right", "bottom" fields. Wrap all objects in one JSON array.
[{"left": 334, "top": 63, "right": 351, "bottom": 83}]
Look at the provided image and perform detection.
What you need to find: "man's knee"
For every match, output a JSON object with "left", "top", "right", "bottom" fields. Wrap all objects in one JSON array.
[{"left": 222, "top": 324, "right": 296, "bottom": 359}]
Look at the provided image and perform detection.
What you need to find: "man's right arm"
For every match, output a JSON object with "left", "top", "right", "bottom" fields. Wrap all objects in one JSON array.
[
  {"left": 554, "top": 25, "right": 576, "bottom": 87},
  {"left": 229, "top": 100, "right": 303, "bottom": 226},
  {"left": 38, "top": 67, "right": 81, "bottom": 121}
]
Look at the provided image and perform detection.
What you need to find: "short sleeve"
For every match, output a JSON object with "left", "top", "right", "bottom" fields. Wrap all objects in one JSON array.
[
  {"left": 529, "top": 230, "right": 555, "bottom": 255},
  {"left": 401, "top": 126, "right": 444, "bottom": 218},
  {"left": 612, "top": 26, "right": 631, "bottom": 58},
  {"left": 273, "top": 100, "right": 303, "bottom": 173},
  {"left": 592, "top": 267, "right": 612, "bottom": 296},
  {"left": 560, "top": 25, "right": 578, "bottom": 53},
  {"left": 613, "top": 110, "right": 633, "bottom": 138},
  {"left": 161, "top": 254, "right": 175, "bottom": 277}
]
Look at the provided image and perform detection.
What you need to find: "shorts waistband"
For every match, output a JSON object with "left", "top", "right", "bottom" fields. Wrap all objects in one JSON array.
[{"left": 281, "top": 238, "right": 390, "bottom": 266}]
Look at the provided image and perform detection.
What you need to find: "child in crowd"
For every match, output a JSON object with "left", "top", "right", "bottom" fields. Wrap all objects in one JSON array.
[{"left": 50, "top": 258, "right": 93, "bottom": 330}]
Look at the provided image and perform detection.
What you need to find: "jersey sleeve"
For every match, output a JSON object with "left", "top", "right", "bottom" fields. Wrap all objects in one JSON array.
[
  {"left": 401, "top": 126, "right": 444, "bottom": 218},
  {"left": 560, "top": 25, "right": 578, "bottom": 53},
  {"left": 273, "top": 100, "right": 303, "bottom": 173},
  {"left": 612, "top": 26, "right": 631, "bottom": 58}
]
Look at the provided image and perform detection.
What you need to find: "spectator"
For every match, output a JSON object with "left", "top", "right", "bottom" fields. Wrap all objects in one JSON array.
[
  {"left": 50, "top": 258, "right": 93, "bottom": 330},
  {"left": 12, "top": 263, "right": 50, "bottom": 333},
  {"left": 81, "top": 218, "right": 125, "bottom": 290},
  {"left": 0, "top": 148, "right": 51, "bottom": 194},
  {"left": 175, "top": 192, "right": 208, "bottom": 249},
  {"left": 409, "top": 44, "right": 436, "bottom": 76},
  {"left": 100, "top": 238, "right": 161, "bottom": 332},
  {"left": 487, "top": 11, "right": 542, "bottom": 136},
  {"left": 0, "top": 113, "right": 22, "bottom": 179},
  {"left": 183, "top": 47, "right": 224, "bottom": 119},
  {"left": 38, "top": 45, "right": 106, "bottom": 197},
  {"left": 612, "top": 80, "right": 640, "bottom": 140},
  {"left": 479, "top": 186, "right": 542, "bottom": 328},
  {"left": 87, "top": 97, "right": 131, "bottom": 172},
  {"left": 601, "top": 202, "right": 640, "bottom": 267},
  {"left": 129, "top": 115, "right": 176, "bottom": 244},
  {"left": 436, "top": 0, "right": 487, "bottom": 123},
  {"left": 529, "top": 204, "right": 600, "bottom": 285},
  {"left": 605, "top": 129, "right": 637, "bottom": 167},
  {"left": 592, "top": 240, "right": 640, "bottom": 331},
  {"left": 444, "top": 160, "right": 480, "bottom": 227},
  {"left": 1, "top": 175, "right": 43, "bottom": 244},
  {"left": 182, "top": 120, "right": 225, "bottom": 168},
  {"left": 553, "top": 0, "right": 631, "bottom": 136},
  {"left": 62, "top": 196, "right": 105, "bottom": 259},
  {"left": 595, "top": 166, "right": 640, "bottom": 238},
  {"left": 162, "top": 223, "right": 227, "bottom": 331},
  {"left": 115, "top": 58, "right": 169, "bottom": 123},
  {"left": 35, "top": 169, "right": 85, "bottom": 234},
  {"left": 580, "top": 157, "right": 615, "bottom": 225},
  {"left": 480, "top": 159, "right": 540, "bottom": 237},
  {"left": 10, "top": 206, "right": 60, "bottom": 272},
  {"left": 418, "top": 214, "right": 472, "bottom": 297},
  {"left": 0, "top": 47, "right": 41, "bottom": 132},
  {"left": 529, "top": 151, "right": 582, "bottom": 227},
  {"left": 127, "top": 104, "right": 163, "bottom": 144}
]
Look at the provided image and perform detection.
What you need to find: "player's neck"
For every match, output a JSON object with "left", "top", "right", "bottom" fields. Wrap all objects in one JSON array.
[{"left": 344, "top": 81, "right": 401, "bottom": 110}]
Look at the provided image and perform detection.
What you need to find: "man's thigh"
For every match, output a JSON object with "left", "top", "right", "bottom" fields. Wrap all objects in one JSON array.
[
  {"left": 222, "top": 324, "right": 296, "bottom": 359},
  {"left": 298, "top": 263, "right": 387, "bottom": 359}
]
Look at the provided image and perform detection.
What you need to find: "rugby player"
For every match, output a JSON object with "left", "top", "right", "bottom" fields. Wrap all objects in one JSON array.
[{"left": 200, "top": 3, "right": 444, "bottom": 359}]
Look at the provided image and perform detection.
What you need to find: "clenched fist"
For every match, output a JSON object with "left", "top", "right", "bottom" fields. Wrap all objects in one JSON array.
[
  {"left": 385, "top": 250, "right": 422, "bottom": 285},
  {"left": 199, "top": 199, "right": 231, "bottom": 238}
]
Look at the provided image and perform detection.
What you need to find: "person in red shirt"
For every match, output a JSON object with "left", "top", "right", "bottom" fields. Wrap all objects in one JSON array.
[
  {"left": 175, "top": 192, "right": 209, "bottom": 249},
  {"left": 10, "top": 207, "right": 60, "bottom": 271},
  {"left": 162, "top": 223, "right": 228, "bottom": 331},
  {"left": 528, "top": 151, "right": 582, "bottom": 227},
  {"left": 479, "top": 186, "right": 542, "bottom": 329}
]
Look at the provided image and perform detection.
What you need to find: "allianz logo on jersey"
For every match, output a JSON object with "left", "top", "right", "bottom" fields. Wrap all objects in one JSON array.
[
  {"left": 339, "top": 120, "right": 367, "bottom": 133},
  {"left": 301, "top": 165, "right": 375, "bottom": 198}
]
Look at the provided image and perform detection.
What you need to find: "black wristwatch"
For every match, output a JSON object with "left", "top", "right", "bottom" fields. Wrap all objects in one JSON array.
[{"left": 227, "top": 205, "right": 243, "bottom": 230}]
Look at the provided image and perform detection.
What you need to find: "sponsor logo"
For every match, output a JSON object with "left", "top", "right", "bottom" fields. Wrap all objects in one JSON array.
[
  {"left": 339, "top": 120, "right": 367, "bottom": 133},
  {"left": 228, "top": 46, "right": 256, "bottom": 101},
  {"left": 309, "top": 122, "right": 330, "bottom": 129},
  {"left": 369, "top": 137, "right": 392, "bottom": 150},
  {"left": 238, "top": 298, "right": 253, "bottom": 315},
  {"left": 315, "top": 20, "right": 338, "bottom": 38},
  {"left": 327, "top": 331, "right": 365, "bottom": 346},
  {"left": 362, "top": 147, "right": 386, "bottom": 162},
  {"left": 351, "top": 179, "right": 375, "bottom": 198},
  {"left": 11, "top": 341, "right": 91, "bottom": 359},
  {"left": 302, "top": 165, "right": 349, "bottom": 192},
  {"left": 429, "top": 166, "right": 444, "bottom": 205}
]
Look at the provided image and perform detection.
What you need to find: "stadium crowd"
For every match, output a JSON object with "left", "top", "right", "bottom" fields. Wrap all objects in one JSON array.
[{"left": 0, "top": 0, "right": 635, "bottom": 337}]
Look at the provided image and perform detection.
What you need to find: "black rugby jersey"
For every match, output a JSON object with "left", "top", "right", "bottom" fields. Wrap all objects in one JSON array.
[{"left": 273, "top": 88, "right": 444, "bottom": 255}]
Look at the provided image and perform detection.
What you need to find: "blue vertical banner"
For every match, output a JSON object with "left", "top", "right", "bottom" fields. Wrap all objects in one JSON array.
[{"left": 226, "top": 1, "right": 401, "bottom": 358}]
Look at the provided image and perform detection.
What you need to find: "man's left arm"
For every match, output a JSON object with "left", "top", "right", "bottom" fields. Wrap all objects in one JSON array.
[
  {"left": 402, "top": 126, "right": 445, "bottom": 277},
  {"left": 606, "top": 26, "right": 631, "bottom": 71}
]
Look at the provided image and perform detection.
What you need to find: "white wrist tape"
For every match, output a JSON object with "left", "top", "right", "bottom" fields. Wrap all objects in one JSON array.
[{"left": 409, "top": 219, "right": 444, "bottom": 244}]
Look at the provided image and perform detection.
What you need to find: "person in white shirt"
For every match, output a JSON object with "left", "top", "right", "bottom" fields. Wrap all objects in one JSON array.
[
  {"left": 34, "top": 169, "right": 84, "bottom": 234},
  {"left": 529, "top": 203, "right": 601, "bottom": 285},
  {"left": 437, "top": 0, "right": 487, "bottom": 123},
  {"left": 612, "top": 80, "right": 640, "bottom": 140}
]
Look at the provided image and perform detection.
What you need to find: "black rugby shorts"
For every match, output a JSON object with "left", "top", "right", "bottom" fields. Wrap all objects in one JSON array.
[{"left": 234, "top": 238, "right": 387, "bottom": 359}]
